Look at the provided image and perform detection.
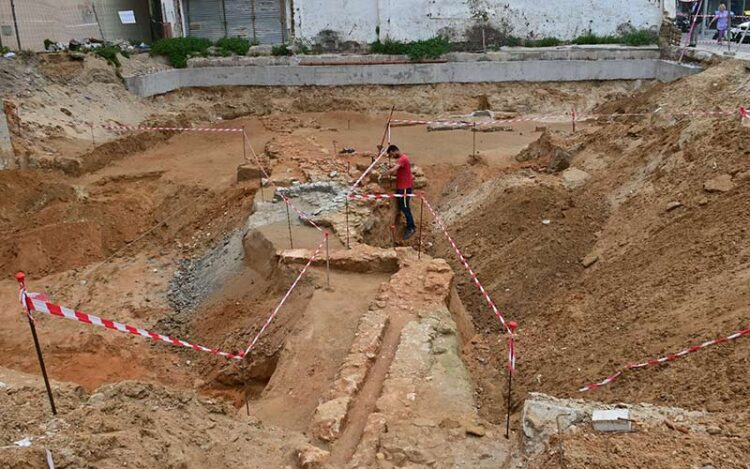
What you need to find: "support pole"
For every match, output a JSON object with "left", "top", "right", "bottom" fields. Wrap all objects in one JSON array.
[
  {"left": 10, "top": 0, "right": 21, "bottom": 50},
  {"left": 345, "top": 198, "right": 350, "bottom": 249},
  {"left": 505, "top": 320, "right": 517, "bottom": 440},
  {"left": 16, "top": 272, "right": 57, "bottom": 416},
  {"left": 325, "top": 232, "right": 331, "bottom": 289},
  {"left": 242, "top": 127, "right": 247, "bottom": 162},
  {"left": 390, "top": 224, "right": 397, "bottom": 249},
  {"left": 417, "top": 195, "right": 424, "bottom": 259},
  {"left": 285, "top": 199, "right": 294, "bottom": 249},
  {"left": 472, "top": 123, "right": 477, "bottom": 156},
  {"left": 90, "top": 123, "right": 96, "bottom": 147}
]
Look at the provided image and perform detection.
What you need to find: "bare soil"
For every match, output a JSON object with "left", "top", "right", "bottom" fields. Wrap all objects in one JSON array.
[{"left": 1, "top": 52, "right": 749, "bottom": 467}]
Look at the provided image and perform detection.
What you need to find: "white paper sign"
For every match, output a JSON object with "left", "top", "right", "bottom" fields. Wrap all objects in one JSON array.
[{"left": 118, "top": 10, "right": 136, "bottom": 24}]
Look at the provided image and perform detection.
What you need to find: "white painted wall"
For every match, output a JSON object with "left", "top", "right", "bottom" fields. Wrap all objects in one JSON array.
[{"left": 294, "top": 0, "right": 665, "bottom": 43}]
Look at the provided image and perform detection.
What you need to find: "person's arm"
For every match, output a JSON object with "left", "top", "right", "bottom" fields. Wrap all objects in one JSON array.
[{"left": 385, "top": 160, "right": 401, "bottom": 176}]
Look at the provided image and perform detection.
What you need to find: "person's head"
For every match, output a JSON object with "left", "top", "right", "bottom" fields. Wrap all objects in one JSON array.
[
  {"left": 386, "top": 144, "right": 401, "bottom": 157},
  {"left": 719, "top": 3, "right": 726, "bottom": 10}
]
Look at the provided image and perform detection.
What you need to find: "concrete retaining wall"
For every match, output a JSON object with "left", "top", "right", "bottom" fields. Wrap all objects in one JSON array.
[
  {"left": 185, "top": 45, "right": 662, "bottom": 68},
  {"left": 124, "top": 59, "right": 701, "bottom": 98}
]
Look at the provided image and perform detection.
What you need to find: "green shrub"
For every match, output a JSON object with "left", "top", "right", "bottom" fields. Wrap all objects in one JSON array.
[
  {"left": 621, "top": 29, "right": 658, "bottom": 46},
  {"left": 94, "top": 46, "right": 122, "bottom": 67},
  {"left": 0, "top": 46, "right": 9, "bottom": 55},
  {"left": 151, "top": 37, "right": 212, "bottom": 68},
  {"left": 370, "top": 38, "right": 409, "bottom": 55},
  {"left": 216, "top": 36, "right": 251, "bottom": 56},
  {"left": 271, "top": 43, "right": 293, "bottom": 56},
  {"left": 572, "top": 33, "right": 619, "bottom": 45},
  {"left": 503, "top": 35, "right": 524, "bottom": 47},
  {"left": 524, "top": 37, "right": 562, "bottom": 47},
  {"left": 369, "top": 36, "right": 450, "bottom": 61}
]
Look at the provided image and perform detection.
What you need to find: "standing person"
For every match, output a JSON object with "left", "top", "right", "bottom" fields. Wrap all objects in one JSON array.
[
  {"left": 709, "top": 3, "right": 733, "bottom": 45},
  {"left": 686, "top": 0, "right": 702, "bottom": 47},
  {"left": 382, "top": 145, "right": 416, "bottom": 240}
]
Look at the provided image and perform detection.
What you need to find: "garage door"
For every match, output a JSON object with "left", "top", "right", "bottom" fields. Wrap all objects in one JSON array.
[
  {"left": 187, "top": 0, "right": 285, "bottom": 44},
  {"left": 187, "top": 0, "right": 225, "bottom": 41},
  {"left": 253, "top": 0, "right": 285, "bottom": 44}
]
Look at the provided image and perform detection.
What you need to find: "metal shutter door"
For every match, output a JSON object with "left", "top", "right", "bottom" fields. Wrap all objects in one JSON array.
[
  {"left": 187, "top": 0, "right": 225, "bottom": 41},
  {"left": 224, "top": 0, "right": 253, "bottom": 39},
  {"left": 253, "top": 0, "right": 284, "bottom": 44}
]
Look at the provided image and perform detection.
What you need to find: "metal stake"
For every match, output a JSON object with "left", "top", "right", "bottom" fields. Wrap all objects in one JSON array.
[
  {"left": 417, "top": 196, "right": 424, "bottom": 259},
  {"left": 345, "top": 198, "right": 350, "bottom": 249},
  {"left": 16, "top": 272, "right": 57, "bottom": 416},
  {"left": 505, "top": 321, "right": 517, "bottom": 439},
  {"left": 242, "top": 128, "right": 247, "bottom": 162},
  {"left": 285, "top": 200, "right": 294, "bottom": 249},
  {"left": 90, "top": 123, "right": 96, "bottom": 147},
  {"left": 325, "top": 232, "right": 331, "bottom": 289},
  {"left": 390, "top": 224, "right": 397, "bottom": 249},
  {"left": 505, "top": 368, "right": 512, "bottom": 439}
]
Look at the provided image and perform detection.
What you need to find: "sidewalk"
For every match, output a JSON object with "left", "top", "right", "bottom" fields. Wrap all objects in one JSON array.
[{"left": 681, "top": 32, "right": 750, "bottom": 61}]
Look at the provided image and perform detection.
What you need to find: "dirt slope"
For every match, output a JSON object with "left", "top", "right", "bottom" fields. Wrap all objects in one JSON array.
[{"left": 436, "top": 61, "right": 750, "bottom": 422}]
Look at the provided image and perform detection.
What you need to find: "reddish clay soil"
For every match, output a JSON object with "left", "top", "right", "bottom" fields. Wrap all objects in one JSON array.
[{"left": 433, "top": 61, "right": 750, "bottom": 428}]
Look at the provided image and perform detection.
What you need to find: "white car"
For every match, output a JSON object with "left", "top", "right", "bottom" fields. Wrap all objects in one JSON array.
[{"left": 730, "top": 21, "right": 750, "bottom": 43}]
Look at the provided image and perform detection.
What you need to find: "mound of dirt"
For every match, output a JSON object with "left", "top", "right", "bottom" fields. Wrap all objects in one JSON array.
[
  {"left": 435, "top": 60, "right": 750, "bottom": 425},
  {"left": 0, "top": 368, "right": 306, "bottom": 468}
]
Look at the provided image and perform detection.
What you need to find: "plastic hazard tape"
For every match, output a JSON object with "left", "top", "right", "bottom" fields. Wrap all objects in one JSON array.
[
  {"left": 244, "top": 239, "right": 325, "bottom": 356},
  {"left": 420, "top": 196, "right": 516, "bottom": 373},
  {"left": 348, "top": 146, "right": 389, "bottom": 195},
  {"left": 347, "top": 192, "right": 418, "bottom": 200},
  {"left": 102, "top": 124, "right": 243, "bottom": 133},
  {"left": 20, "top": 288, "right": 245, "bottom": 360},
  {"left": 579, "top": 325, "right": 750, "bottom": 392}
]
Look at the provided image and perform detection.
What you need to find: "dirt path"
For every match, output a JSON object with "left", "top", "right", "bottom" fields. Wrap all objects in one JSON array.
[
  {"left": 327, "top": 309, "right": 411, "bottom": 465},
  {"left": 250, "top": 268, "right": 388, "bottom": 431}
]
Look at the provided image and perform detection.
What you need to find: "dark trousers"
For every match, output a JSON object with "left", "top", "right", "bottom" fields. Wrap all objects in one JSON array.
[{"left": 397, "top": 188, "right": 416, "bottom": 231}]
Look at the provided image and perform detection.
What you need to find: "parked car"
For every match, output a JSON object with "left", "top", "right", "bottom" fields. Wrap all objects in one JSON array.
[{"left": 730, "top": 21, "right": 750, "bottom": 43}]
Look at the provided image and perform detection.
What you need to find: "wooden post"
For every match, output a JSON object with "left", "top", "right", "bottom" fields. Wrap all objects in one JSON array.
[{"left": 16, "top": 272, "right": 57, "bottom": 416}]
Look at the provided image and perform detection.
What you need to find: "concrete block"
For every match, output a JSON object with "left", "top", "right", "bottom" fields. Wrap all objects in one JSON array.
[{"left": 592, "top": 409, "right": 633, "bottom": 432}]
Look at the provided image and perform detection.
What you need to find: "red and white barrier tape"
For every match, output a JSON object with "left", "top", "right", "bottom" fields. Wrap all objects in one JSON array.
[
  {"left": 20, "top": 288, "right": 245, "bottom": 360},
  {"left": 347, "top": 193, "right": 417, "bottom": 200},
  {"left": 102, "top": 124, "right": 243, "bottom": 133},
  {"left": 420, "top": 196, "right": 516, "bottom": 371},
  {"left": 420, "top": 196, "right": 514, "bottom": 332},
  {"left": 580, "top": 325, "right": 750, "bottom": 392},
  {"left": 244, "top": 239, "right": 325, "bottom": 355},
  {"left": 347, "top": 147, "right": 389, "bottom": 195}
]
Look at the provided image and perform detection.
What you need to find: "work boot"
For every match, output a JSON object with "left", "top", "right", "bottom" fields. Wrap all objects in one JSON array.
[{"left": 404, "top": 228, "right": 416, "bottom": 240}]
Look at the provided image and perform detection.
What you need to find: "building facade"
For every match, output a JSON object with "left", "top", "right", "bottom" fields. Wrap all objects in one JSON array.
[{"left": 0, "top": 0, "right": 157, "bottom": 51}]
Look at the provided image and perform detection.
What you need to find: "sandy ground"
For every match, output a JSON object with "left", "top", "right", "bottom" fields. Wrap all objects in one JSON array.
[{"left": 1, "top": 51, "right": 749, "bottom": 467}]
